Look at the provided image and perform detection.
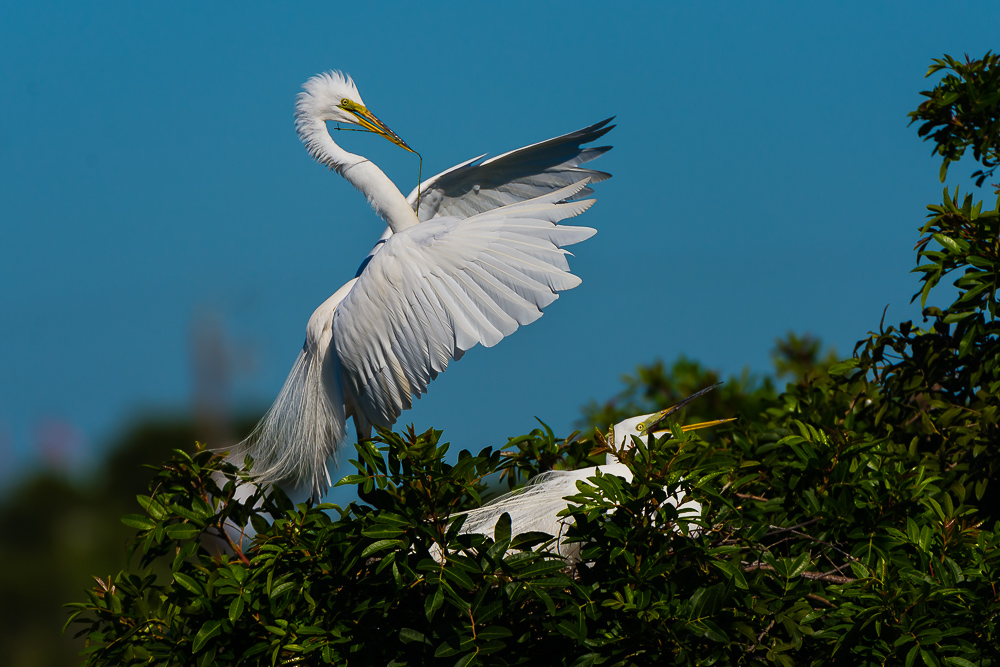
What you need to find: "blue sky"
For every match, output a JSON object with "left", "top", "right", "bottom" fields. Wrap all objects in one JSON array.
[{"left": 1, "top": 3, "right": 998, "bottom": 492}]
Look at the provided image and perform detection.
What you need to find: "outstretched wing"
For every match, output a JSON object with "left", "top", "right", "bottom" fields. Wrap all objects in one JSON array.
[
  {"left": 405, "top": 118, "right": 614, "bottom": 222},
  {"left": 332, "top": 181, "right": 597, "bottom": 429}
]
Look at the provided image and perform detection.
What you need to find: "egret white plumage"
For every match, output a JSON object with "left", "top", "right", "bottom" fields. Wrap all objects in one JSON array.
[
  {"left": 445, "top": 385, "right": 733, "bottom": 560},
  {"left": 236, "top": 71, "right": 613, "bottom": 498}
]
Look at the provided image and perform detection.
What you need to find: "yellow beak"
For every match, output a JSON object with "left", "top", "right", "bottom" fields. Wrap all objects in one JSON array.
[
  {"left": 635, "top": 382, "right": 724, "bottom": 434},
  {"left": 339, "top": 99, "right": 415, "bottom": 153},
  {"left": 651, "top": 418, "right": 737, "bottom": 439}
]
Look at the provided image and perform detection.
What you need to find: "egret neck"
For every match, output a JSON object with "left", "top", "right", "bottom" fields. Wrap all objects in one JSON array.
[{"left": 297, "top": 118, "right": 419, "bottom": 233}]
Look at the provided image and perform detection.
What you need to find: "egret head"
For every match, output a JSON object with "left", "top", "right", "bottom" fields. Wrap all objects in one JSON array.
[
  {"left": 606, "top": 383, "right": 732, "bottom": 450},
  {"left": 608, "top": 413, "right": 670, "bottom": 448},
  {"left": 295, "top": 71, "right": 414, "bottom": 153}
]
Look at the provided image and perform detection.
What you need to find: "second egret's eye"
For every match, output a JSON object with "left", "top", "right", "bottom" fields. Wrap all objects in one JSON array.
[
  {"left": 636, "top": 424, "right": 644, "bottom": 431},
  {"left": 340, "top": 98, "right": 354, "bottom": 108}
]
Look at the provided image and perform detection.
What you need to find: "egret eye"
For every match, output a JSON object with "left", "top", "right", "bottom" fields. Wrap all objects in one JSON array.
[{"left": 636, "top": 424, "right": 644, "bottom": 431}]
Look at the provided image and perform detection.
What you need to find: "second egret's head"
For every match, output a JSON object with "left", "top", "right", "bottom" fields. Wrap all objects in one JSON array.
[
  {"left": 608, "top": 413, "right": 670, "bottom": 448},
  {"left": 296, "top": 70, "right": 414, "bottom": 153},
  {"left": 606, "top": 383, "right": 733, "bottom": 450}
]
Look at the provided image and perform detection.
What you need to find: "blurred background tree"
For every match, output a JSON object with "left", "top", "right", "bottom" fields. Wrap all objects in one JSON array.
[
  {"left": 0, "top": 415, "right": 254, "bottom": 667},
  {"left": 579, "top": 330, "right": 837, "bottom": 437}
]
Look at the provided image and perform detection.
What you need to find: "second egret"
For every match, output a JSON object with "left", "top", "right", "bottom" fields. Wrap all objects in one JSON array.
[{"left": 443, "top": 385, "right": 733, "bottom": 560}]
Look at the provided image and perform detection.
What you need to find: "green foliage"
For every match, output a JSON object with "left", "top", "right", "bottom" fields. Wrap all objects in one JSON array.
[
  {"left": 65, "top": 419, "right": 1000, "bottom": 665},
  {"left": 0, "top": 416, "right": 255, "bottom": 667},
  {"left": 770, "top": 332, "right": 839, "bottom": 382},
  {"left": 68, "top": 53, "right": 1000, "bottom": 665},
  {"left": 910, "top": 52, "right": 1000, "bottom": 187}
]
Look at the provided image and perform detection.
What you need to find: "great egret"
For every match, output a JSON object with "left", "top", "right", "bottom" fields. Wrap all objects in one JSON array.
[
  {"left": 443, "top": 385, "right": 732, "bottom": 560},
  {"left": 236, "top": 71, "right": 613, "bottom": 498}
]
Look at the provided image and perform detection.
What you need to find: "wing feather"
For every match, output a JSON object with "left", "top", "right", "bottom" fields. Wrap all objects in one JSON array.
[
  {"left": 334, "top": 182, "right": 596, "bottom": 429},
  {"left": 406, "top": 118, "right": 614, "bottom": 221}
]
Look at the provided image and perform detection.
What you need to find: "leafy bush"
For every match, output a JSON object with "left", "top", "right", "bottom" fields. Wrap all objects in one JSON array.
[{"left": 68, "top": 53, "right": 1000, "bottom": 666}]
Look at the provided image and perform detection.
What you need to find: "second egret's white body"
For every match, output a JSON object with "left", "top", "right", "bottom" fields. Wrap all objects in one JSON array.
[
  {"left": 237, "top": 71, "right": 614, "bottom": 498},
  {"left": 441, "top": 385, "right": 729, "bottom": 560},
  {"left": 447, "top": 419, "right": 703, "bottom": 561}
]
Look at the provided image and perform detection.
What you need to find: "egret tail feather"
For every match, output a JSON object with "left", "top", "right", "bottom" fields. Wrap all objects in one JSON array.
[{"left": 234, "top": 347, "right": 347, "bottom": 499}]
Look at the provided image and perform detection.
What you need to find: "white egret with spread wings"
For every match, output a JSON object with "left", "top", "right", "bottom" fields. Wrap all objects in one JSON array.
[{"left": 237, "top": 71, "right": 614, "bottom": 498}]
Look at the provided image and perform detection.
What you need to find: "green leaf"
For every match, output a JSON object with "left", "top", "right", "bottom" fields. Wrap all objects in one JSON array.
[
  {"left": 121, "top": 514, "right": 156, "bottom": 531},
  {"left": 474, "top": 626, "right": 513, "bottom": 641},
  {"left": 173, "top": 572, "right": 204, "bottom": 595},
  {"left": 361, "top": 525, "right": 406, "bottom": 539},
  {"left": 228, "top": 595, "right": 245, "bottom": 622},
  {"left": 932, "top": 233, "right": 962, "bottom": 253},
  {"left": 828, "top": 358, "right": 860, "bottom": 376},
  {"left": 136, "top": 495, "right": 167, "bottom": 520},
  {"left": 335, "top": 474, "right": 369, "bottom": 487},
  {"left": 362, "top": 539, "right": 405, "bottom": 557},
  {"left": 691, "top": 619, "right": 729, "bottom": 643},
  {"left": 229, "top": 564, "right": 247, "bottom": 585},
  {"left": 849, "top": 561, "right": 870, "bottom": 579},
  {"left": 192, "top": 619, "right": 223, "bottom": 653},
  {"left": 442, "top": 565, "right": 475, "bottom": 590},
  {"left": 712, "top": 560, "right": 749, "bottom": 589},
  {"left": 269, "top": 581, "right": 298, "bottom": 600},
  {"left": 424, "top": 585, "right": 443, "bottom": 622},
  {"left": 944, "top": 658, "right": 979, "bottom": 667},
  {"left": 958, "top": 325, "right": 977, "bottom": 358},
  {"left": 169, "top": 503, "right": 208, "bottom": 524},
  {"left": 164, "top": 523, "right": 201, "bottom": 540},
  {"left": 494, "top": 512, "right": 512, "bottom": 545},
  {"left": 920, "top": 649, "right": 940, "bottom": 667},
  {"left": 789, "top": 552, "right": 811, "bottom": 578},
  {"left": 399, "top": 628, "right": 428, "bottom": 645}
]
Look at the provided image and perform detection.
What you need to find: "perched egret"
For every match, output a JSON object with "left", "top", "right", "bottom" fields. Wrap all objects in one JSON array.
[
  {"left": 236, "top": 71, "right": 613, "bottom": 498},
  {"left": 443, "top": 385, "right": 733, "bottom": 560}
]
